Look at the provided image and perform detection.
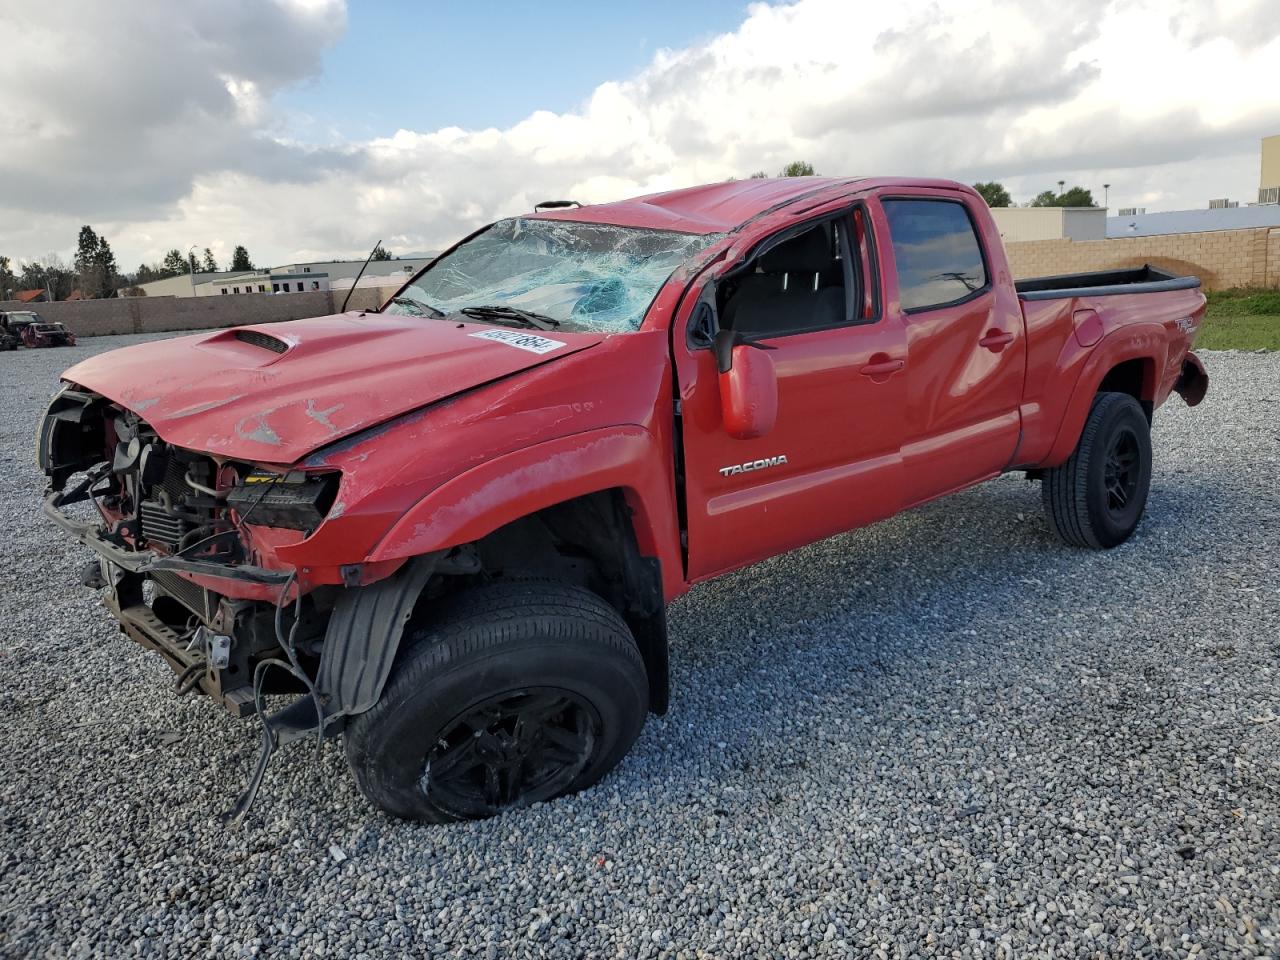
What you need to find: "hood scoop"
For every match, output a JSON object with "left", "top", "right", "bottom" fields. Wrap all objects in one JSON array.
[{"left": 235, "top": 329, "right": 289, "bottom": 354}]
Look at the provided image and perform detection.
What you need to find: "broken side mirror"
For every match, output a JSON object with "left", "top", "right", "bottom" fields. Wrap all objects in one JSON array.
[{"left": 714, "top": 329, "right": 778, "bottom": 440}]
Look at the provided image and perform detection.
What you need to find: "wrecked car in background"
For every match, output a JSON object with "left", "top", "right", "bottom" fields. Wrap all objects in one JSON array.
[
  {"left": 38, "top": 176, "right": 1208, "bottom": 822},
  {"left": 3, "top": 310, "right": 77, "bottom": 348}
]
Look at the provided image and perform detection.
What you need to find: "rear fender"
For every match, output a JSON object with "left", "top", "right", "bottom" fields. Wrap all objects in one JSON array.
[{"left": 1042, "top": 324, "right": 1166, "bottom": 467}]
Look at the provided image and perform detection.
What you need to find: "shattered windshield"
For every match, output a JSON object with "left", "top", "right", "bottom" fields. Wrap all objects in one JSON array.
[{"left": 384, "top": 218, "right": 722, "bottom": 333}]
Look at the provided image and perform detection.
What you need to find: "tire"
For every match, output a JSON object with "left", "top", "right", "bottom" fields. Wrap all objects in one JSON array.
[
  {"left": 1042, "top": 391, "right": 1152, "bottom": 549},
  {"left": 344, "top": 580, "right": 649, "bottom": 822}
]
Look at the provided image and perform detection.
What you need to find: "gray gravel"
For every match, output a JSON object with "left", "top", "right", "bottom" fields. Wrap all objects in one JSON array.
[{"left": 1, "top": 333, "right": 1278, "bottom": 959}]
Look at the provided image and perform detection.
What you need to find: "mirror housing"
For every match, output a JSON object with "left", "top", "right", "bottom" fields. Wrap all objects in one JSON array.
[{"left": 714, "top": 330, "right": 778, "bottom": 440}]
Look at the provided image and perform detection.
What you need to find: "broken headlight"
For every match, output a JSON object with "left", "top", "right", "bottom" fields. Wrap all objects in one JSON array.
[{"left": 226, "top": 470, "right": 340, "bottom": 533}]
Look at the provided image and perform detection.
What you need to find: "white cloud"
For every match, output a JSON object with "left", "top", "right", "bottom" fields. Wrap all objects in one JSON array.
[{"left": 1, "top": 0, "right": 1277, "bottom": 271}]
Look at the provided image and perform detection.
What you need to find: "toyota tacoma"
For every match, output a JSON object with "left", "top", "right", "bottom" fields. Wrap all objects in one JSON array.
[{"left": 38, "top": 177, "right": 1209, "bottom": 821}]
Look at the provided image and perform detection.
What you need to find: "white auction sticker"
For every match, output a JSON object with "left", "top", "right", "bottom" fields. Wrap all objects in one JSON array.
[{"left": 468, "top": 329, "right": 567, "bottom": 354}]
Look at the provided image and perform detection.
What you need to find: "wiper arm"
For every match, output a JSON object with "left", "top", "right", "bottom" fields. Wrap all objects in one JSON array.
[
  {"left": 387, "top": 295, "right": 444, "bottom": 317},
  {"left": 459, "top": 304, "right": 560, "bottom": 331}
]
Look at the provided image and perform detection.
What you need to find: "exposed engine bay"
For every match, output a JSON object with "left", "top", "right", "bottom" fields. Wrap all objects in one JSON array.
[{"left": 38, "top": 385, "right": 339, "bottom": 716}]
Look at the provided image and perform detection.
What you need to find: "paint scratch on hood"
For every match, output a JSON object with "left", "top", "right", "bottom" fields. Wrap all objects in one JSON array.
[
  {"left": 306, "top": 400, "right": 344, "bottom": 435},
  {"left": 236, "top": 411, "right": 281, "bottom": 446},
  {"left": 171, "top": 394, "right": 246, "bottom": 419}
]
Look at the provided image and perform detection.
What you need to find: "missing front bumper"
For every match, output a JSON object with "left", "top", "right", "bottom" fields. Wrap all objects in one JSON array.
[
  {"left": 104, "top": 588, "right": 256, "bottom": 717},
  {"left": 42, "top": 489, "right": 292, "bottom": 586}
]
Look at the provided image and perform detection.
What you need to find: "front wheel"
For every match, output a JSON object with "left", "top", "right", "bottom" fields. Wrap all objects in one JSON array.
[
  {"left": 344, "top": 580, "right": 649, "bottom": 822},
  {"left": 1042, "top": 391, "right": 1152, "bottom": 549}
]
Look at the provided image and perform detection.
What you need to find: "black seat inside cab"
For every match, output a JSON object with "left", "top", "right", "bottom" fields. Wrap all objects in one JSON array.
[{"left": 723, "top": 224, "right": 845, "bottom": 335}]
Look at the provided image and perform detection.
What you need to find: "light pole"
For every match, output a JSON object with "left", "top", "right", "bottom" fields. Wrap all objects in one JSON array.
[
  {"left": 188, "top": 245, "right": 198, "bottom": 297},
  {"left": 1103, "top": 184, "right": 1111, "bottom": 209}
]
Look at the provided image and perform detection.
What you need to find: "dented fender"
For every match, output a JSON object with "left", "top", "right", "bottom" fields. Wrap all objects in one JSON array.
[
  {"left": 1040, "top": 323, "right": 1168, "bottom": 467},
  {"left": 365, "top": 425, "right": 686, "bottom": 598}
]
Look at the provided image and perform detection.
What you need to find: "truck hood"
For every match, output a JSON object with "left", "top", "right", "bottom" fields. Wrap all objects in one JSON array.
[{"left": 61, "top": 312, "right": 603, "bottom": 463}]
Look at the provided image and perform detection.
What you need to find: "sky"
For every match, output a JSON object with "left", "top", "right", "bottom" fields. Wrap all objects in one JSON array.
[{"left": 1, "top": 0, "right": 1278, "bottom": 273}]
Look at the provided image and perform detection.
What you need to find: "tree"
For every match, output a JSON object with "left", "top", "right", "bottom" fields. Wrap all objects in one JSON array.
[
  {"left": 95, "top": 238, "right": 118, "bottom": 296},
  {"left": 370, "top": 243, "right": 393, "bottom": 261},
  {"left": 1031, "top": 186, "right": 1097, "bottom": 207},
  {"left": 230, "top": 245, "right": 254, "bottom": 271},
  {"left": 779, "top": 160, "right": 816, "bottom": 177},
  {"left": 74, "top": 226, "right": 100, "bottom": 277},
  {"left": 748, "top": 171, "right": 769, "bottom": 179},
  {"left": 0, "top": 255, "right": 18, "bottom": 299},
  {"left": 202, "top": 248, "right": 218, "bottom": 272},
  {"left": 187, "top": 251, "right": 199, "bottom": 274},
  {"left": 69, "top": 227, "right": 119, "bottom": 299},
  {"left": 972, "top": 181, "right": 1012, "bottom": 207},
  {"left": 162, "top": 248, "right": 188, "bottom": 276},
  {"left": 18, "top": 254, "right": 76, "bottom": 301}
]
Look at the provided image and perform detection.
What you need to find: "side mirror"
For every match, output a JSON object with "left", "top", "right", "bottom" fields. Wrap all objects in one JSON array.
[{"left": 714, "top": 329, "right": 778, "bottom": 440}]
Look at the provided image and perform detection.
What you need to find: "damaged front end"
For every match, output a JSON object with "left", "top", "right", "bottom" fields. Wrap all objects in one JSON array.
[{"left": 38, "top": 384, "right": 340, "bottom": 717}]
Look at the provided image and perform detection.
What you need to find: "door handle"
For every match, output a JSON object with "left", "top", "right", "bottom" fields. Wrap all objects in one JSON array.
[
  {"left": 979, "top": 329, "right": 1015, "bottom": 352},
  {"left": 859, "top": 357, "right": 905, "bottom": 380}
]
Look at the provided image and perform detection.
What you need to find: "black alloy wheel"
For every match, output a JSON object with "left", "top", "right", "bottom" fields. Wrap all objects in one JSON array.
[
  {"left": 345, "top": 580, "right": 648, "bottom": 822},
  {"left": 424, "top": 687, "right": 601, "bottom": 819},
  {"left": 1042, "top": 391, "right": 1153, "bottom": 549},
  {"left": 1102, "top": 427, "right": 1141, "bottom": 516}
]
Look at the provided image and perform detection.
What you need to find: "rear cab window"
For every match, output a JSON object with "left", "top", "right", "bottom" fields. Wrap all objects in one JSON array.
[{"left": 881, "top": 199, "right": 988, "bottom": 312}]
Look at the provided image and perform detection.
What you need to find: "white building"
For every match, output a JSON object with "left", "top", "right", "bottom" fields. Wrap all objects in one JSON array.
[
  {"left": 207, "top": 271, "right": 330, "bottom": 296},
  {"left": 988, "top": 207, "right": 1107, "bottom": 243},
  {"left": 124, "top": 255, "right": 437, "bottom": 299},
  {"left": 272, "top": 256, "right": 435, "bottom": 284},
  {"left": 1105, "top": 205, "right": 1280, "bottom": 238}
]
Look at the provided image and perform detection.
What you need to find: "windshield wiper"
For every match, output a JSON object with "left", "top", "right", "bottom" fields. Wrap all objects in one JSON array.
[
  {"left": 459, "top": 304, "right": 560, "bottom": 331},
  {"left": 387, "top": 295, "right": 444, "bottom": 317}
]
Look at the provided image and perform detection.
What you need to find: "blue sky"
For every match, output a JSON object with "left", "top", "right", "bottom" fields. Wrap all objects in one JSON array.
[
  {"left": 3, "top": 0, "right": 1275, "bottom": 267},
  {"left": 276, "top": 0, "right": 750, "bottom": 140}
]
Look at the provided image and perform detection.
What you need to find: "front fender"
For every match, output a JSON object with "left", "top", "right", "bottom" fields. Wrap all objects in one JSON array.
[
  {"left": 1042, "top": 323, "right": 1167, "bottom": 467},
  {"left": 365, "top": 425, "right": 685, "bottom": 598}
]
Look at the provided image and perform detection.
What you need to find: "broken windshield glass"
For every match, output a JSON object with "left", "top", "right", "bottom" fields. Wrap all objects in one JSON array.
[{"left": 384, "top": 218, "right": 722, "bottom": 333}]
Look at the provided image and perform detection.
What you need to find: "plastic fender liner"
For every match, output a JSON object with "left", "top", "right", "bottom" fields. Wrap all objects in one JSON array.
[
  {"left": 317, "top": 552, "right": 442, "bottom": 716},
  {"left": 1174, "top": 352, "right": 1208, "bottom": 407}
]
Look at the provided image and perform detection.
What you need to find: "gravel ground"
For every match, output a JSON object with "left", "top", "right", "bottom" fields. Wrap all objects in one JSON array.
[{"left": 1, "top": 333, "right": 1277, "bottom": 959}]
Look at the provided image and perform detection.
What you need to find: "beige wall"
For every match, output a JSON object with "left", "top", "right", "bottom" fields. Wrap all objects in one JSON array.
[
  {"left": 1005, "top": 226, "right": 1280, "bottom": 290},
  {"left": 0, "top": 283, "right": 405, "bottom": 339},
  {"left": 0, "top": 290, "right": 346, "bottom": 337}
]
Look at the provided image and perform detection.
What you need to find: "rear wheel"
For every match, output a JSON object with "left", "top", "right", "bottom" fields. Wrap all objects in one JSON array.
[
  {"left": 1042, "top": 391, "right": 1152, "bottom": 548},
  {"left": 344, "top": 580, "right": 648, "bottom": 822}
]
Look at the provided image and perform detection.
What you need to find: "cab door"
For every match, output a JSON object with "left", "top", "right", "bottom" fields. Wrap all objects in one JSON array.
[
  {"left": 673, "top": 207, "right": 909, "bottom": 582},
  {"left": 875, "top": 193, "right": 1026, "bottom": 505}
]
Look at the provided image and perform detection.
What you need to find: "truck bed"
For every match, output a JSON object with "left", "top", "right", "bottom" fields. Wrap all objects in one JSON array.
[{"left": 1015, "top": 264, "right": 1201, "bottom": 301}]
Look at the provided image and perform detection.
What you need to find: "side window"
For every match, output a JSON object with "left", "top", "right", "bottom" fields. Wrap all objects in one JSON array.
[
  {"left": 718, "top": 219, "right": 852, "bottom": 337},
  {"left": 881, "top": 199, "right": 987, "bottom": 312}
]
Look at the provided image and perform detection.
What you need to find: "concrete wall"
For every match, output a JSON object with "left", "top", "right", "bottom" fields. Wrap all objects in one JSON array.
[
  {"left": 0, "top": 290, "right": 344, "bottom": 337},
  {"left": 1005, "top": 226, "right": 1280, "bottom": 290}
]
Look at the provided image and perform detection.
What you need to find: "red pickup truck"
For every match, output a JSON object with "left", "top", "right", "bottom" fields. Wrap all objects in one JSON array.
[{"left": 39, "top": 177, "right": 1208, "bottom": 822}]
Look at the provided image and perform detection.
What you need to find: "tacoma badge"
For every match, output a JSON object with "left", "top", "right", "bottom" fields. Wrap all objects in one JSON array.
[{"left": 719, "top": 455, "right": 788, "bottom": 477}]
